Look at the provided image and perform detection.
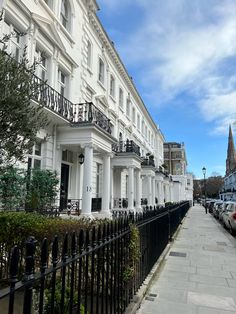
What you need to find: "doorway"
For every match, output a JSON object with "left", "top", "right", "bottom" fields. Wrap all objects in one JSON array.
[{"left": 60, "top": 163, "right": 70, "bottom": 210}]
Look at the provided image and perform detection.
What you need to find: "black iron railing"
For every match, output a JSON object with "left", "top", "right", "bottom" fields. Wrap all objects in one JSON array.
[
  {"left": 0, "top": 202, "right": 190, "bottom": 314},
  {"left": 66, "top": 199, "right": 82, "bottom": 214},
  {"left": 113, "top": 198, "right": 128, "bottom": 208},
  {"left": 32, "top": 77, "right": 112, "bottom": 135},
  {"left": 141, "top": 157, "right": 155, "bottom": 167},
  {"left": 2, "top": 50, "right": 112, "bottom": 134},
  {"left": 32, "top": 75, "right": 74, "bottom": 122},
  {"left": 112, "top": 140, "right": 141, "bottom": 156},
  {"left": 72, "top": 102, "right": 112, "bottom": 134}
]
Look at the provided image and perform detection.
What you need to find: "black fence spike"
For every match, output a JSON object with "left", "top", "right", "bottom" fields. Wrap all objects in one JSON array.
[
  {"left": 52, "top": 235, "right": 58, "bottom": 265},
  {"left": 40, "top": 238, "right": 48, "bottom": 271},
  {"left": 79, "top": 229, "right": 84, "bottom": 253},
  {"left": 62, "top": 233, "right": 69, "bottom": 259},
  {"left": 9, "top": 246, "right": 19, "bottom": 281},
  {"left": 71, "top": 232, "right": 77, "bottom": 256}
]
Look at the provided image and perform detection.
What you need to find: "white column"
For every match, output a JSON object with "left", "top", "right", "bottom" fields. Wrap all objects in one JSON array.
[
  {"left": 135, "top": 169, "right": 142, "bottom": 212},
  {"left": 55, "top": 145, "right": 62, "bottom": 207},
  {"left": 110, "top": 166, "right": 114, "bottom": 210},
  {"left": 100, "top": 154, "right": 112, "bottom": 218},
  {"left": 148, "top": 176, "right": 152, "bottom": 206},
  {"left": 152, "top": 177, "right": 155, "bottom": 207},
  {"left": 81, "top": 145, "right": 93, "bottom": 219},
  {"left": 158, "top": 181, "right": 164, "bottom": 205},
  {"left": 75, "top": 159, "right": 80, "bottom": 199},
  {"left": 128, "top": 166, "right": 135, "bottom": 211}
]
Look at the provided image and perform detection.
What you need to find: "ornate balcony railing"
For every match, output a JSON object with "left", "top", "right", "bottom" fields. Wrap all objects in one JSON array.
[
  {"left": 141, "top": 157, "right": 155, "bottom": 167},
  {"left": 32, "top": 75, "right": 74, "bottom": 121},
  {"left": 113, "top": 198, "right": 128, "bottom": 208},
  {"left": 112, "top": 139, "right": 141, "bottom": 156},
  {"left": 32, "top": 76, "right": 112, "bottom": 134},
  {"left": 72, "top": 102, "right": 112, "bottom": 134}
]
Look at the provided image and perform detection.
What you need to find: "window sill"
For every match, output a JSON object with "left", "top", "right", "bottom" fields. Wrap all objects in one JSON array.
[
  {"left": 109, "top": 94, "right": 116, "bottom": 103},
  {"left": 97, "top": 80, "right": 106, "bottom": 91},
  {"left": 119, "top": 106, "right": 124, "bottom": 113},
  {"left": 87, "top": 66, "right": 93, "bottom": 75}
]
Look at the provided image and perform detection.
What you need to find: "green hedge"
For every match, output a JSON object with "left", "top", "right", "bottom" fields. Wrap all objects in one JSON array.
[{"left": 0, "top": 212, "right": 101, "bottom": 252}]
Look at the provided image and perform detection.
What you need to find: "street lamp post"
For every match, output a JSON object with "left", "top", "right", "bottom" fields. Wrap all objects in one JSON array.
[{"left": 202, "top": 167, "right": 207, "bottom": 214}]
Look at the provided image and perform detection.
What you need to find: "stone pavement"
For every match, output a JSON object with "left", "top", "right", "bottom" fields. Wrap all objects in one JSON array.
[{"left": 136, "top": 204, "right": 236, "bottom": 314}]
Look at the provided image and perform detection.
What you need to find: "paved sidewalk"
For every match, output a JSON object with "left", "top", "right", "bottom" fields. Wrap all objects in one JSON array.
[{"left": 136, "top": 205, "right": 236, "bottom": 314}]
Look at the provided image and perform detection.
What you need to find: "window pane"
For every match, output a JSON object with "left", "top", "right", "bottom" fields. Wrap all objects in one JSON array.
[
  {"left": 87, "top": 41, "right": 92, "bottom": 67},
  {"left": 35, "top": 142, "right": 41, "bottom": 156},
  {"left": 34, "top": 159, "right": 41, "bottom": 169},
  {"left": 99, "top": 59, "right": 104, "bottom": 83}
]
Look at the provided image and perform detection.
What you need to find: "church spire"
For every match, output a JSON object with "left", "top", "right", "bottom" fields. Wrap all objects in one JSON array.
[{"left": 226, "top": 125, "right": 236, "bottom": 175}]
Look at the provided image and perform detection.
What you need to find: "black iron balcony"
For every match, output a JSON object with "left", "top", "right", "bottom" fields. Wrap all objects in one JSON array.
[
  {"left": 141, "top": 156, "right": 155, "bottom": 167},
  {"left": 112, "top": 139, "right": 141, "bottom": 156},
  {"left": 32, "top": 75, "right": 74, "bottom": 122},
  {"left": 113, "top": 198, "right": 128, "bottom": 209},
  {"left": 72, "top": 102, "right": 112, "bottom": 134},
  {"left": 32, "top": 77, "right": 112, "bottom": 134}
]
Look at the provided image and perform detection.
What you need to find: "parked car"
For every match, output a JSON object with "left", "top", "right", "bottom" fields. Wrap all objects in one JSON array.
[
  {"left": 207, "top": 200, "right": 217, "bottom": 214},
  {"left": 219, "top": 201, "right": 230, "bottom": 222},
  {"left": 221, "top": 202, "right": 236, "bottom": 235},
  {"left": 213, "top": 201, "right": 223, "bottom": 219}
]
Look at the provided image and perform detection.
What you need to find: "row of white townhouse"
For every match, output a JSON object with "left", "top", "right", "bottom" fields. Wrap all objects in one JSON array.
[{"left": 0, "top": 0, "right": 193, "bottom": 218}]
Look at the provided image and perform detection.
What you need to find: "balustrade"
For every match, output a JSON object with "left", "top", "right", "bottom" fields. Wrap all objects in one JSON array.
[{"left": 112, "top": 139, "right": 141, "bottom": 156}]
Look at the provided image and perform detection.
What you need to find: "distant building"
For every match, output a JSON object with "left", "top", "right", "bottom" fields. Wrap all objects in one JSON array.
[
  {"left": 220, "top": 125, "right": 236, "bottom": 201},
  {"left": 164, "top": 142, "right": 193, "bottom": 204},
  {"left": 164, "top": 142, "right": 187, "bottom": 175}
]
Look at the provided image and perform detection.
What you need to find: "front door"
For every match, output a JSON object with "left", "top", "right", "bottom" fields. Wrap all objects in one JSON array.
[{"left": 60, "top": 164, "right": 69, "bottom": 210}]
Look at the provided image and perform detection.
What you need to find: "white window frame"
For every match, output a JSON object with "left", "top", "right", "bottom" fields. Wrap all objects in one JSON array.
[
  {"left": 60, "top": 0, "right": 71, "bottom": 30},
  {"left": 3, "top": 21, "right": 22, "bottom": 61},
  {"left": 28, "top": 142, "right": 42, "bottom": 170},
  {"left": 142, "top": 120, "right": 144, "bottom": 134},
  {"left": 35, "top": 49, "right": 48, "bottom": 81},
  {"left": 137, "top": 114, "right": 140, "bottom": 131},
  {"left": 126, "top": 98, "right": 130, "bottom": 118},
  {"left": 98, "top": 58, "right": 105, "bottom": 85},
  {"left": 118, "top": 88, "right": 124, "bottom": 109},
  {"left": 110, "top": 74, "right": 115, "bottom": 98},
  {"left": 58, "top": 68, "right": 67, "bottom": 97},
  {"left": 132, "top": 107, "right": 136, "bottom": 125},
  {"left": 87, "top": 40, "right": 92, "bottom": 69}
]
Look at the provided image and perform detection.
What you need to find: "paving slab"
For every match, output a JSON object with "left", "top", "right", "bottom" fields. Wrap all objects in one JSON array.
[{"left": 136, "top": 205, "right": 236, "bottom": 314}]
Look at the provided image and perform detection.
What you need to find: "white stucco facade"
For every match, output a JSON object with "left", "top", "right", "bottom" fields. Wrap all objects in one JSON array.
[{"left": 1, "top": 0, "right": 191, "bottom": 216}]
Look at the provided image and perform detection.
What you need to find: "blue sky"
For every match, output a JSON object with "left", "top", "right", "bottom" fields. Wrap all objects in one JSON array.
[{"left": 97, "top": 0, "right": 236, "bottom": 179}]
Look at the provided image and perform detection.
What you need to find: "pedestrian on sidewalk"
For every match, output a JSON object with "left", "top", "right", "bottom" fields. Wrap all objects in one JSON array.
[{"left": 204, "top": 203, "right": 207, "bottom": 214}]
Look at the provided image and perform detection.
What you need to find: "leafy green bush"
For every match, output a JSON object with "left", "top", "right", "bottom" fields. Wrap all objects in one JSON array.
[
  {"left": 0, "top": 167, "right": 59, "bottom": 211},
  {"left": 26, "top": 169, "right": 59, "bottom": 211},
  {"left": 43, "top": 282, "right": 85, "bottom": 314},
  {"left": 0, "top": 167, "right": 26, "bottom": 210},
  {"left": 0, "top": 212, "right": 102, "bottom": 252}
]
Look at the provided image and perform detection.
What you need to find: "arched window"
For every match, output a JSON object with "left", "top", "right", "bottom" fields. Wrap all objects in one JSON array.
[{"left": 61, "top": 0, "right": 71, "bottom": 30}]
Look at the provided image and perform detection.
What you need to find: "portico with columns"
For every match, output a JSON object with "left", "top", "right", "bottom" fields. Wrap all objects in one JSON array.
[
  {"left": 56, "top": 123, "right": 116, "bottom": 219},
  {"left": 111, "top": 153, "right": 143, "bottom": 213}
]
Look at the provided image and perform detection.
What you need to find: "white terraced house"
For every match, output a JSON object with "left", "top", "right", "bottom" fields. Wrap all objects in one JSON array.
[{"left": 0, "top": 0, "right": 192, "bottom": 218}]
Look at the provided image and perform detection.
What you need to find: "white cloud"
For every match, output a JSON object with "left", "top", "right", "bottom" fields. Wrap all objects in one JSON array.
[{"left": 98, "top": 0, "right": 236, "bottom": 133}]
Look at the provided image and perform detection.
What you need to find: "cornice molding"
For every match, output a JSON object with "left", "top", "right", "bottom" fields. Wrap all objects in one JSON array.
[{"left": 87, "top": 10, "right": 159, "bottom": 132}]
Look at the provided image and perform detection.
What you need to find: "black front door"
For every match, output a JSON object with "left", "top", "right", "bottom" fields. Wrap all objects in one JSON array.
[{"left": 60, "top": 164, "right": 69, "bottom": 210}]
